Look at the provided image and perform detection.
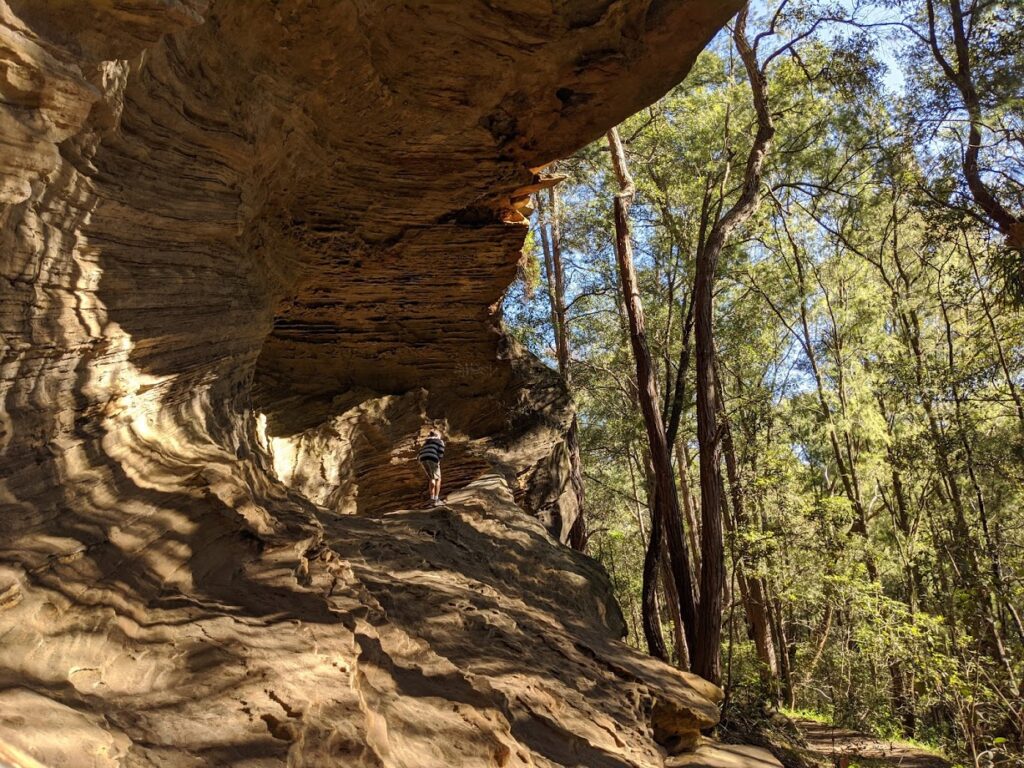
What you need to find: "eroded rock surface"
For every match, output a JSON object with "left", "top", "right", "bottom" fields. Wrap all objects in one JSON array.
[
  {"left": 0, "top": 0, "right": 769, "bottom": 765},
  {"left": 0, "top": 471, "right": 729, "bottom": 766}
]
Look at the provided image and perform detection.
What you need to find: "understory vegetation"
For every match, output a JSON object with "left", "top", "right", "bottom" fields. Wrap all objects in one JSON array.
[{"left": 503, "top": 1, "right": 1023, "bottom": 763}]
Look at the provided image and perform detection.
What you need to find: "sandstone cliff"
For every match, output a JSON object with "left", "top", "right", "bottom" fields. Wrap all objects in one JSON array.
[{"left": 0, "top": 1, "right": 779, "bottom": 765}]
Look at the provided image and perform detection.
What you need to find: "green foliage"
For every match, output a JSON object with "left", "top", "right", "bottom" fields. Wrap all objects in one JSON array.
[{"left": 502, "top": 1, "right": 1024, "bottom": 760}]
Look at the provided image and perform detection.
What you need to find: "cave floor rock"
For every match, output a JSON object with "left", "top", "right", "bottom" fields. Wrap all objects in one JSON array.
[{"left": 0, "top": 472, "right": 774, "bottom": 768}]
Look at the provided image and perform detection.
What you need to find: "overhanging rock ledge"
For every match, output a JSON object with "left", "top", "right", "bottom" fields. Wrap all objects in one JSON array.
[{"left": 0, "top": 2, "right": 784, "bottom": 766}]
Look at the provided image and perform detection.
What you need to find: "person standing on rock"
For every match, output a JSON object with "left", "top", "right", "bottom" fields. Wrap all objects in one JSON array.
[{"left": 418, "top": 428, "right": 446, "bottom": 506}]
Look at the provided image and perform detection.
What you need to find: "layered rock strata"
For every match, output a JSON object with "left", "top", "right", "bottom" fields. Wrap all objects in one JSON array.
[
  {"left": 1, "top": 473, "right": 732, "bottom": 766},
  {"left": 0, "top": 1, "right": 783, "bottom": 766}
]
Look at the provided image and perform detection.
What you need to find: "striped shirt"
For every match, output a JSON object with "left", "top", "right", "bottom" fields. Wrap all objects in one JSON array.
[{"left": 418, "top": 436, "right": 445, "bottom": 464}]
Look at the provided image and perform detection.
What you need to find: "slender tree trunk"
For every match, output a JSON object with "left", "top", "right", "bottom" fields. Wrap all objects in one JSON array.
[
  {"left": 607, "top": 126, "right": 699, "bottom": 659},
  {"left": 665, "top": 295, "right": 696, "bottom": 447},
  {"left": 642, "top": 504, "right": 669, "bottom": 661},
  {"left": 939, "top": 288, "right": 1021, "bottom": 684},
  {"left": 534, "top": 193, "right": 562, "bottom": 345},
  {"left": 660, "top": 535, "right": 690, "bottom": 668},
  {"left": 537, "top": 189, "right": 587, "bottom": 550},
  {"left": 925, "top": 0, "right": 1023, "bottom": 251},
  {"left": 675, "top": 442, "right": 702, "bottom": 583},
  {"left": 638, "top": 464, "right": 692, "bottom": 667},
  {"left": 769, "top": 595, "right": 795, "bottom": 707},
  {"left": 630, "top": 448, "right": 669, "bottom": 660},
  {"left": 627, "top": 447, "right": 649, "bottom": 541},
  {"left": 665, "top": 288, "right": 701, "bottom": 606},
  {"left": 801, "top": 604, "right": 834, "bottom": 688},
  {"left": 547, "top": 186, "right": 572, "bottom": 380},
  {"left": 665, "top": 288, "right": 702, "bottom": 612},
  {"left": 715, "top": 366, "right": 780, "bottom": 702},
  {"left": 688, "top": 5, "right": 775, "bottom": 684},
  {"left": 645, "top": 443, "right": 690, "bottom": 667},
  {"left": 780, "top": 218, "right": 874, "bottom": 561}
]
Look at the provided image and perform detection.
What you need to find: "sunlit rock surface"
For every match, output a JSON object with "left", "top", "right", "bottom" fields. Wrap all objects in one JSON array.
[{"left": 0, "top": 1, "right": 784, "bottom": 765}]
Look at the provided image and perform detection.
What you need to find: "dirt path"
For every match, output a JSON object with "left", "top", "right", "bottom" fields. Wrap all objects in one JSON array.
[{"left": 796, "top": 720, "right": 952, "bottom": 768}]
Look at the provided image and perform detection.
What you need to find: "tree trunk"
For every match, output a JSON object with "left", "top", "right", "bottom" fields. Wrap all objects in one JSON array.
[
  {"left": 939, "top": 287, "right": 1021, "bottom": 686},
  {"left": 925, "top": 0, "right": 1022, "bottom": 252},
  {"left": 630, "top": 448, "right": 669, "bottom": 660},
  {"left": 675, "top": 442, "right": 702, "bottom": 585},
  {"left": 642, "top": 503, "right": 669, "bottom": 661},
  {"left": 546, "top": 186, "right": 572, "bottom": 380},
  {"left": 688, "top": 5, "right": 775, "bottom": 685},
  {"left": 715, "top": 365, "right": 780, "bottom": 702},
  {"left": 534, "top": 193, "right": 562, "bottom": 347},
  {"left": 769, "top": 594, "right": 795, "bottom": 707},
  {"left": 660, "top": 540, "right": 690, "bottom": 668},
  {"left": 607, "top": 125, "right": 699, "bottom": 659},
  {"left": 537, "top": 188, "right": 587, "bottom": 550}
]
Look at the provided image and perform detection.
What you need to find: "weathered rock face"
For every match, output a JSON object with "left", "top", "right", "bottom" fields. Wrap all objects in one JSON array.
[
  {"left": 0, "top": 470, "right": 730, "bottom": 767},
  {"left": 0, "top": 1, "right": 785, "bottom": 766}
]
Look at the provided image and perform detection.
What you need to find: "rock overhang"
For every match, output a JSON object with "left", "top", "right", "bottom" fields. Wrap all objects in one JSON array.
[
  {"left": 3, "top": 0, "right": 743, "bottom": 439},
  {"left": 0, "top": 2, "right": 790, "bottom": 766}
]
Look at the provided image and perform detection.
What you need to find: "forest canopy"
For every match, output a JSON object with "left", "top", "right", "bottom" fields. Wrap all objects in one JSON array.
[{"left": 503, "top": 0, "right": 1024, "bottom": 762}]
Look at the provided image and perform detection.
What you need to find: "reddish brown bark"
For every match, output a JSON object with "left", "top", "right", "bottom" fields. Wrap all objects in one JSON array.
[
  {"left": 689, "top": 4, "right": 775, "bottom": 685},
  {"left": 607, "top": 125, "right": 699, "bottom": 657}
]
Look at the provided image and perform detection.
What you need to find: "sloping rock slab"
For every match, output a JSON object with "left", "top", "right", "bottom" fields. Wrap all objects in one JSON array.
[
  {"left": 0, "top": 468, "right": 724, "bottom": 767},
  {"left": 669, "top": 743, "right": 784, "bottom": 768}
]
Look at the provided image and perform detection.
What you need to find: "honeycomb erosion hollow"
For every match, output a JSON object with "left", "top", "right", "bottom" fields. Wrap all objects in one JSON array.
[{"left": 0, "top": 1, "right": 784, "bottom": 766}]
